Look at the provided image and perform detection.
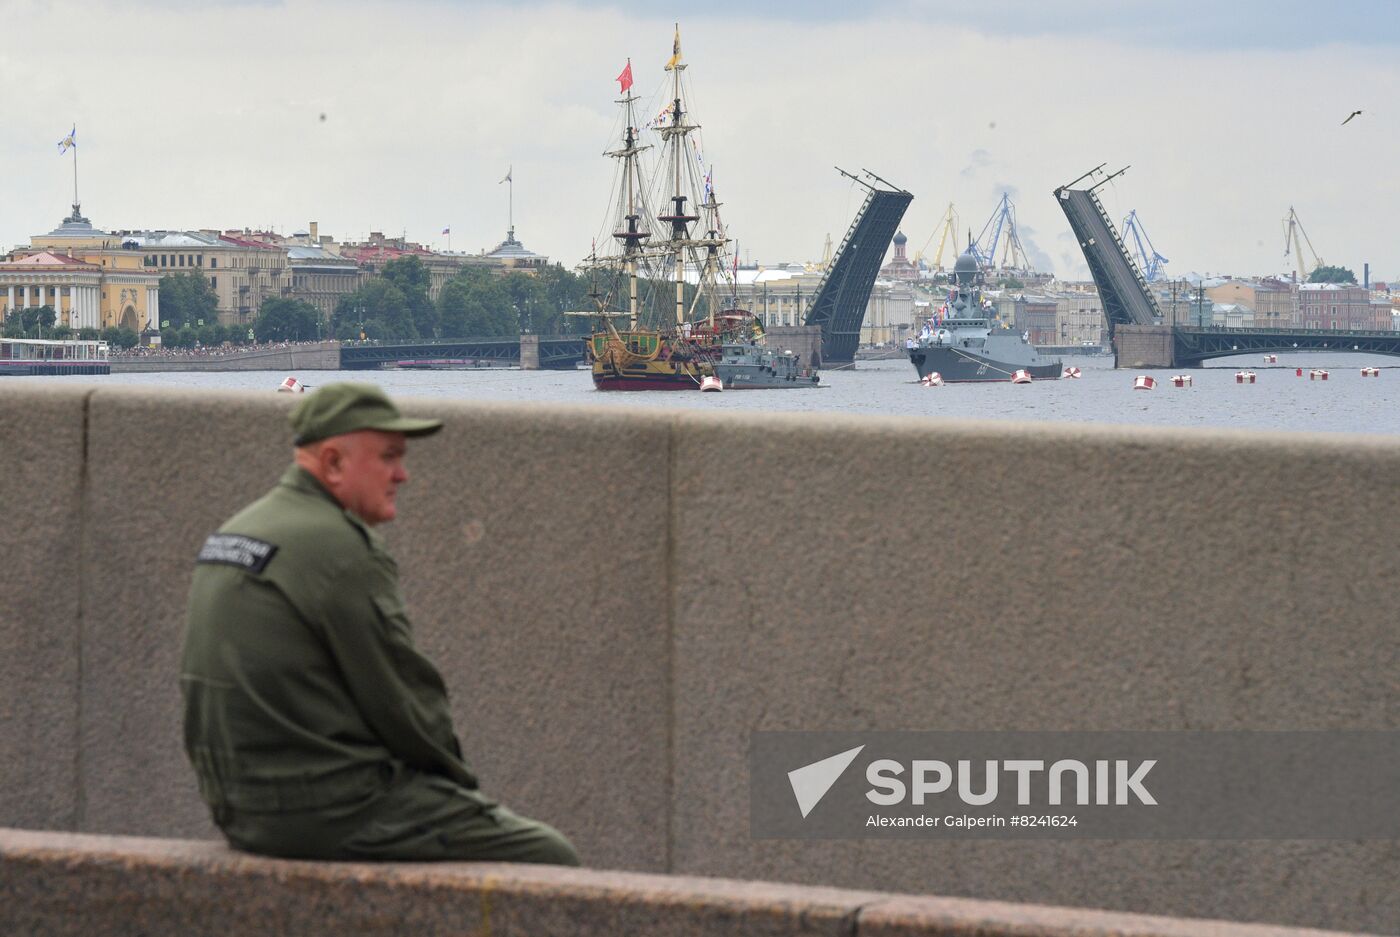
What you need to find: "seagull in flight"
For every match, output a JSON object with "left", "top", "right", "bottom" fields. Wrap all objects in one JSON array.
[{"left": 1341, "top": 110, "right": 1363, "bottom": 125}]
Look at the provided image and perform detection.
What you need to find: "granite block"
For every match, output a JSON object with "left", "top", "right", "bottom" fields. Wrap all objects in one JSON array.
[
  {"left": 667, "top": 413, "right": 1400, "bottom": 933},
  {"left": 0, "top": 386, "right": 88, "bottom": 830}
]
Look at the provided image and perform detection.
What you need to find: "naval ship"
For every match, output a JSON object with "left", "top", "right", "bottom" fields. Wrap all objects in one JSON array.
[{"left": 908, "top": 248, "right": 1061, "bottom": 383}]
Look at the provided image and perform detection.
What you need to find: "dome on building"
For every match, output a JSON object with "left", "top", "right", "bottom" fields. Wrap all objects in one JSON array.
[{"left": 892, "top": 231, "right": 907, "bottom": 246}]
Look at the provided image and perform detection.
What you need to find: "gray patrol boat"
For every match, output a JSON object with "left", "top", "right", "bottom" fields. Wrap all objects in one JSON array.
[
  {"left": 710, "top": 312, "right": 820, "bottom": 389},
  {"left": 908, "top": 249, "right": 1061, "bottom": 383}
]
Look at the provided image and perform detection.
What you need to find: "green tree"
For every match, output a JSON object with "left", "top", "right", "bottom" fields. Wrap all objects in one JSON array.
[
  {"left": 255, "top": 297, "right": 322, "bottom": 342},
  {"left": 333, "top": 280, "right": 416, "bottom": 340},
  {"left": 99, "top": 326, "right": 140, "bottom": 349},
  {"left": 437, "top": 267, "right": 515, "bottom": 337},
  {"left": 381, "top": 255, "right": 439, "bottom": 337},
  {"left": 3, "top": 305, "right": 58, "bottom": 338},
  {"left": 158, "top": 272, "right": 219, "bottom": 330},
  {"left": 1308, "top": 265, "right": 1357, "bottom": 284}
]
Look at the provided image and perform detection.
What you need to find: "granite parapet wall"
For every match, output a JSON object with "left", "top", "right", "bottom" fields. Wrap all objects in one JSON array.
[
  {"left": 0, "top": 830, "right": 1378, "bottom": 937},
  {"left": 0, "top": 385, "right": 1397, "bottom": 933}
]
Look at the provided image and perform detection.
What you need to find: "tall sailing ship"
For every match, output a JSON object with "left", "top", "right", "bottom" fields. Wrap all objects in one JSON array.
[{"left": 578, "top": 28, "right": 817, "bottom": 391}]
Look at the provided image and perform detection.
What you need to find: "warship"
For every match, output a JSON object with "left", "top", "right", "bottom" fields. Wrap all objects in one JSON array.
[
  {"left": 578, "top": 28, "right": 816, "bottom": 391},
  {"left": 908, "top": 248, "right": 1061, "bottom": 383}
]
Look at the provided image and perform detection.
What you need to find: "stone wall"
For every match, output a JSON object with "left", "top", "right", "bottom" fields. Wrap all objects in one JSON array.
[
  {"left": 1, "top": 385, "right": 1397, "bottom": 933},
  {"left": 0, "top": 830, "right": 1370, "bottom": 937},
  {"left": 1113, "top": 324, "right": 1174, "bottom": 368}
]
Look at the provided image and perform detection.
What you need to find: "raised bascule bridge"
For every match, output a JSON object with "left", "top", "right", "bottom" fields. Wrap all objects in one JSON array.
[
  {"left": 804, "top": 168, "right": 913, "bottom": 366},
  {"left": 1054, "top": 165, "right": 1400, "bottom": 367}
]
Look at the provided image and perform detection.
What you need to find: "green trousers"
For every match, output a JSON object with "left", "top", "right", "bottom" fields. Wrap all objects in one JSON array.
[{"left": 217, "top": 769, "right": 579, "bottom": 866}]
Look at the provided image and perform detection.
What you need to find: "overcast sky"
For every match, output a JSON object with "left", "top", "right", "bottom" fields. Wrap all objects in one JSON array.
[{"left": 5, "top": 0, "right": 1397, "bottom": 280}]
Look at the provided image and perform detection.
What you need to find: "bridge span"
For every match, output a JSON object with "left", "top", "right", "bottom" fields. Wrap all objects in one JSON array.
[
  {"left": 1115, "top": 324, "right": 1400, "bottom": 368},
  {"left": 339, "top": 335, "right": 587, "bottom": 370}
]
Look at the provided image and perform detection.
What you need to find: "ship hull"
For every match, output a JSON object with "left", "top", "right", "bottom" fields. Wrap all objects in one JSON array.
[
  {"left": 591, "top": 358, "right": 703, "bottom": 390},
  {"left": 909, "top": 347, "right": 1061, "bottom": 383}
]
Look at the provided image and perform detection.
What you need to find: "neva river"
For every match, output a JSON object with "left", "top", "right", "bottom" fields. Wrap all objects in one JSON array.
[{"left": 17, "top": 353, "right": 1400, "bottom": 437}]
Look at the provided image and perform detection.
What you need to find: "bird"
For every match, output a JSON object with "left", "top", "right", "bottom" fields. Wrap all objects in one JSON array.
[{"left": 1341, "top": 110, "right": 1362, "bottom": 125}]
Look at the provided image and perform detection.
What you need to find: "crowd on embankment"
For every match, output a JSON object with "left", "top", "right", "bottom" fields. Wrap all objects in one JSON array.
[{"left": 112, "top": 339, "right": 333, "bottom": 360}]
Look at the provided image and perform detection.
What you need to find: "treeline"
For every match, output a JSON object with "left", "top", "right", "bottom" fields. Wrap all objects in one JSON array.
[
  {"left": 2, "top": 259, "right": 598, "bottom": 350},
  {"left": 329, "top": 256, "right": 592, "bottom": 341}
]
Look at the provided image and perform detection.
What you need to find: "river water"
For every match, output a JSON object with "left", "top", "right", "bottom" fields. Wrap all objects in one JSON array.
[{"left": 14, "top": 353, "right": 1400, "bottom": 437}]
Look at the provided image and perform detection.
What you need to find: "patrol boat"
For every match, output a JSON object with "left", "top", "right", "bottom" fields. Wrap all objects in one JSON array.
[
  {"left": 907, "top": 248, "right": 1061, "bottom": 383},
  {"left": 711, "top": 314, "right": 819, "bottom": 388}
]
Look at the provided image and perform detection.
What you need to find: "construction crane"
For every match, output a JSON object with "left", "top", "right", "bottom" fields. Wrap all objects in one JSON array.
[
  {"left": 972, "top": 193, "right": 1029, "bottom": 273},
  {"left": 1119, "top": 210, "right": 1169, "bottom": 281},
  {"left": 913, "top": 203, "right": 960, "bottom": 273},
  {"left": 1283, "top": 207, "right": 1324, "bottom": 282}
]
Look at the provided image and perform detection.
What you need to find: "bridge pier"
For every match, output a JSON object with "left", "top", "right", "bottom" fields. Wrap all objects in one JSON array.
[
  {"left": 519, "top": 334, "right": 540, "bottom": 370},
  {"left": 1113, "top": 324, "right": 1174, "bottom": 369}
]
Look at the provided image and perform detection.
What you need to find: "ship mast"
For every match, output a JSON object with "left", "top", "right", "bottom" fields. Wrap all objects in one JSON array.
[
  {"left": 658, "top": 25, "right": 700, "bottom": 328},
  {"left": 606, "top": 62, "right": 651, "bottom": 329}
]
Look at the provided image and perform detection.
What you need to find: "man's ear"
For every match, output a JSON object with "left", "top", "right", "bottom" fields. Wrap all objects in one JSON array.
[{"left": 319, "top": 440, "right": 345, "bottom": 480}]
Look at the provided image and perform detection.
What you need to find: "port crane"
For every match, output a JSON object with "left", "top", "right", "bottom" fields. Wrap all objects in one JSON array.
[
  {"left": 1283, "top": 207, "right": 1324, "bottom": 281},
  {"left": 1118, "top": 209, "right": 1169, "bottom": 281},
  {"left": 971, "top": 193, "right": 1029, "bottom": 272},
  {"left": 913, "top": 203, "right": 961, "bottom": 273}
]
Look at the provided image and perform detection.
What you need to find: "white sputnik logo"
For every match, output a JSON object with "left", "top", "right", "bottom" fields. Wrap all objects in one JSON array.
[{"left": 787, "top": 745, "right": 865, "bottom": 818}]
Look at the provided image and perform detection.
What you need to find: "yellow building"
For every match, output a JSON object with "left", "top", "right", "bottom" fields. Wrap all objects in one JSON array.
[{"left": 3, "top": 207, "right": 160, "bottom": 331}]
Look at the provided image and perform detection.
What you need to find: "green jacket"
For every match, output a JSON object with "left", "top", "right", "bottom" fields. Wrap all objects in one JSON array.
[{"left": 181, "top": 465, "right": 478, "bottom": 815}]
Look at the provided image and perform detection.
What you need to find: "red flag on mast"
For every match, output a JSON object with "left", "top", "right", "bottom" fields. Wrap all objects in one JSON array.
[{"left": 616, "top": 59, "right": 633, "bottom": 92}]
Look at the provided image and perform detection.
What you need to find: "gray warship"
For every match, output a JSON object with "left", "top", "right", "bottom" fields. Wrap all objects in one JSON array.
[
  {"left": 908, "top": 249, "right": 1061, "bottom": 383},
  {"left": 712, "top": 313, "right": 819, "bottom": 388}
]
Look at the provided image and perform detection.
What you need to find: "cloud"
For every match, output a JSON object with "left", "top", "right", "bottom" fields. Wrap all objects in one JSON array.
[{"left": 4, "top": 0, "right": 1398, "bottom": 281}]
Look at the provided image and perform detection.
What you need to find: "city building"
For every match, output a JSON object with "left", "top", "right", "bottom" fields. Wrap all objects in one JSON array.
[
  {"left": 112, "top": 229, "right": 290, "bottom": 327},
  {"left": 878, "top": 232, "right": 919, "bottom": 282},
  {"left": 1205, "top": 278, "right": 1298, "bottom": 327},
  {"left": 1053, "top": 287, "right": 1105, "bottom": 345},
  {"left": 8, "top": 207, "right": 161, "bottom": 332},
  {"left": 1298, "top": 283, "right": 1389, "bottom": 330}
]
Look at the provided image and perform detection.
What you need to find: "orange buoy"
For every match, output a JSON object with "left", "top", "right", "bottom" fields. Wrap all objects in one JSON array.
[
  {"left": 1361, "top": 367, "right": 1380, "bottom": 377},
  {"left": 1062, "top": 366, "right": 1082, "bottom": 379},
  {"left": 699, "top": 375, "right": 723, "bottom": 392},
  {"left": 277, "top": 376, "right": 305, "bottom": 393},
  {"left": 1309, "top": 369, "right": 1329, "bottom": 381},
  {"left": 1235, "top": 371, "right": 1256, "bottom": 384},
  {"left": 1171, "top": 375, "right": 1193, "bottom": 387},
  {"left": 1264, "top": 354, "right": 1278, "bottom": 364},
  {"left": 1133, "top": 375, "right": 1156, "bottom": 390},
  {"left": 1011, "top": 369, "right": 1033, "bottom": 384},
  {"left": 920, "top": 372, "right": 944, "bottom": 386}
]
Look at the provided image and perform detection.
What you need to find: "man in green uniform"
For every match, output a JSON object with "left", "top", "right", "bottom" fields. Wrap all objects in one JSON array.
[{"left": 180, "top": 383, "right": 578, "bottom": 865}]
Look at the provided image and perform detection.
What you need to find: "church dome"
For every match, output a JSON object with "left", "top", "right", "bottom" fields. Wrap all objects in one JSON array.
[{"left": 892, "top": 231, "right": 907, "bottom": 246}]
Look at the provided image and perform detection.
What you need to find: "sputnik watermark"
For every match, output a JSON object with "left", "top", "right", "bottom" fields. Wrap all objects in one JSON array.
[{"left": 752, "top": 731, "right": 1400, "bottom": 839}]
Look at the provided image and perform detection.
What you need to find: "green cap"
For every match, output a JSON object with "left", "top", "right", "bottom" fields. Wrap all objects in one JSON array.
[{"left": 289, "top": 382, "right": 443, "bottom": 446}]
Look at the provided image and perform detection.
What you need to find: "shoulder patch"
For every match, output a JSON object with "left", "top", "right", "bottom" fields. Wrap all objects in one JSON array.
[{"left": 197, "top": 533, "right": 279, "bottom": 573}]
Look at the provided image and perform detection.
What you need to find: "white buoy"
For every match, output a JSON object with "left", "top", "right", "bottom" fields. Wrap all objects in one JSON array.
[
  {"left": 1309, "top": 369, "right": 1329, "bottom": 381},
  {"left": 1133, "top": 375, "right": 1156, "bottom": 390},
  {"left": 699, "top": 375, "right": 723, "bottom": 392},
  {"left": 1264, "top": 354, "right": 1278, "bottom": 364},
  {"left": 1171, "top": 375, "right": 1193, "bottom": 387},
  {"left": 1062, "top": 366, "right": 1082, "bottom": 379},
  {"left": 1011, "top": 369, "right": 1033, "bottom": 384},
  {"left": 920, "top": 372, "right": 944, "bottom": 386},
  {"left": 1235, "top": 371, "right": 1256, "bottom": 384},
  {"left": 277, "top": 375, "right": 305, "bottom": 393},
  {"left": 1361, "top": 367, "right": 1380, "bottom": 377}
]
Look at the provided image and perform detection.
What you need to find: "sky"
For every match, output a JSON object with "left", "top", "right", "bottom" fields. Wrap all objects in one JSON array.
[{"left": 5, "top": 0, "right": 1398, "bottom": 281}]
